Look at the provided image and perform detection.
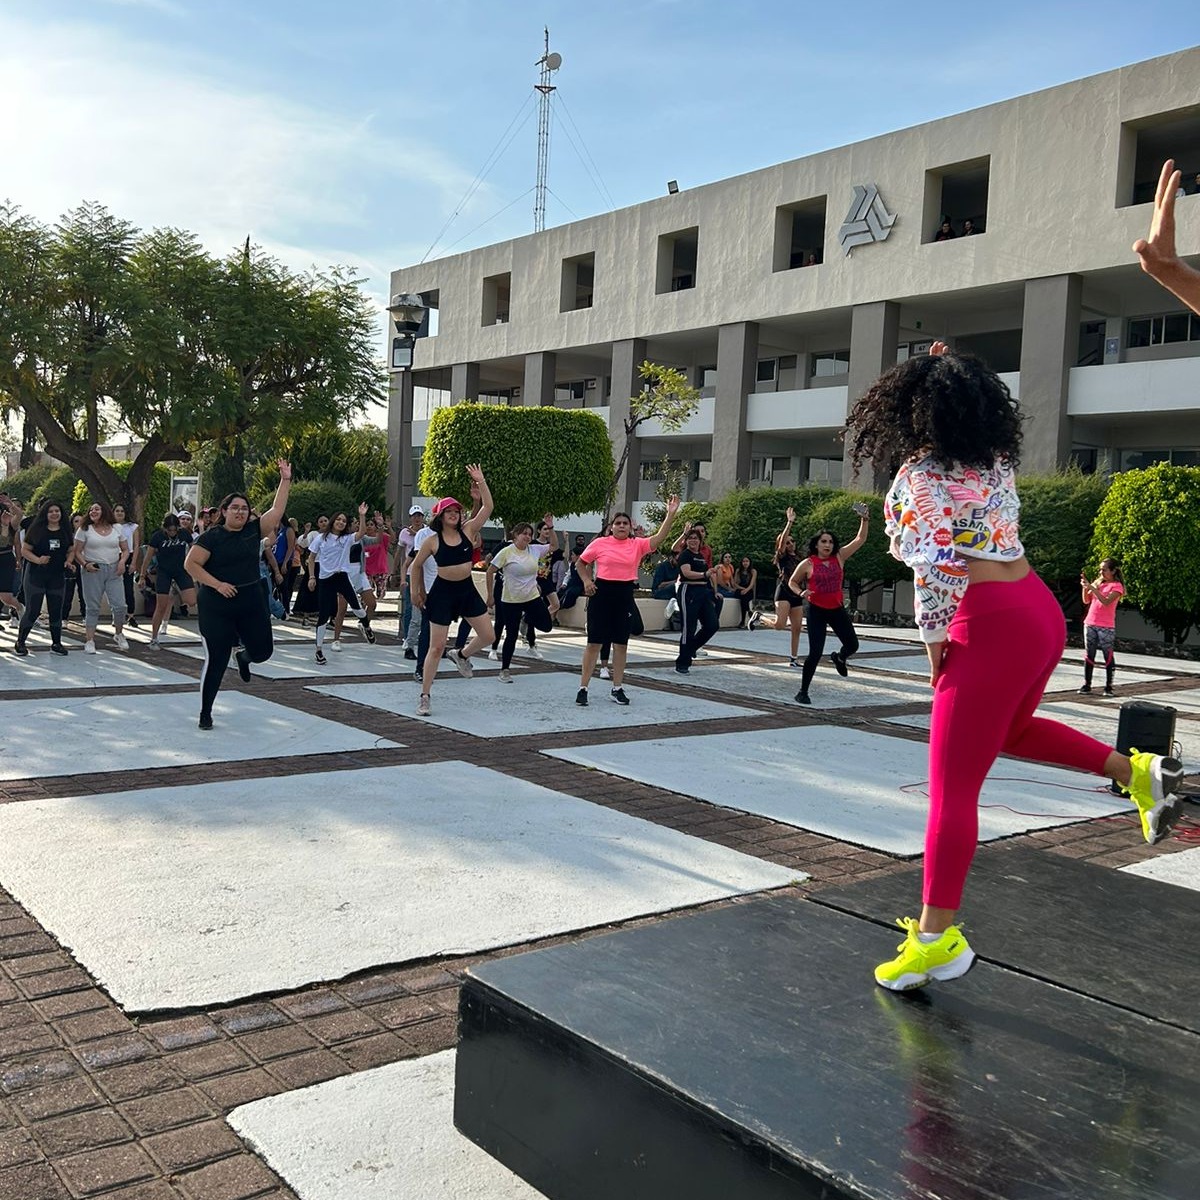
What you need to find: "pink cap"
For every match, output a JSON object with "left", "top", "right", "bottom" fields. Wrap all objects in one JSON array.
[{"left": 431, "top": 497, "right": 462, "bottom": 516}]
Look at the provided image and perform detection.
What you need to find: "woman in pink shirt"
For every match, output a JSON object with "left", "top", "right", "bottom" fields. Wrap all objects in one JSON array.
[
  {"left": 1079, "top": 559, "right": 1124, "bottom": 696},
  {"left": 574, "top": 496, "right": 679, "bottom": 707}
]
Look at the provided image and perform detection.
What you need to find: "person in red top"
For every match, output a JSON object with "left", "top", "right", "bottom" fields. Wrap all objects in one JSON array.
[
  {"left": 575, "top": 497, "right": 679, "bottom": 707},
  {"left": 1079, "top": 559, "right": 1124, "bottom": 696},
  {"left": 787, "top": 502, "right": 871, "bottom": 705}
]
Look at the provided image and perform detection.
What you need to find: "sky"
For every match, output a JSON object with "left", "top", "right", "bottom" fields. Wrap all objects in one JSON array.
[{"left": 2, "top": 1, "right": 1197, "bottom": 341}]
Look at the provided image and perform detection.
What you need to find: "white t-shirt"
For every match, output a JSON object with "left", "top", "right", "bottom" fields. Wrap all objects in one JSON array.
[
  {"left": 411, "top": 526, "right": 438, "bottom": 590},
  {"left": 74, "top": 525, "right": 125, "bottom": 565},
  {"left": 491, "top": 542, "right": 550, "bottom": 604},
  {"left": 311, "top": 532, "right": 360, "bottom": 575},
  {"left": 118, "top": 521, "right": 139, "bottom": 548}
]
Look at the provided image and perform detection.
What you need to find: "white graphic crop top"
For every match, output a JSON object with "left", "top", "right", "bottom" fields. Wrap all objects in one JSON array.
[{"left": 885, "top": 454, "right": 1024, "bottom": 643}]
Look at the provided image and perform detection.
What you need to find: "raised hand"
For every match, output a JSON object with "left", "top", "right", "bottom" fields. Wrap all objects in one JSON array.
[
  {"left": 358, "top": 502, "right": 369, "bottom": 516},
  {"left": 851, "top": 501, "right": 869, "bottom": 517},
  {"left": 785, "top": 506, "right": 796, "bottom": 523},
  {"left": 465, "top": 463, "right": 486, "bottom": 483},
  {"left": 665, "top": 494, "right": 680, "bottom": 514},
  {"left": 1133, "top": 159, "right": 1182, "bottom": 277},
  {"left": 929, "top": 341, "right": 950, "bottom": 356},
  {"left": 277, "top": 460, "right": 293, "bottom": 481}
]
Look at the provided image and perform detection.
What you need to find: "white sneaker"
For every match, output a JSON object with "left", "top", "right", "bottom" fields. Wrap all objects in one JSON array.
[
  {"left": 498, "top": 669, "right": 513, "bottom": 683},
  {"left": 487, "top": 648, "right": 499, "bottom": 661},
  {"left": 417, "top": 693, "right": 431, "bottom": 716},
  {"left": 330, "top": 639, "right": 343, "bottom": 652},
  {"left": 599, "top": 666, "right": 611, "bottom": 680},
  {"left": 84, "top": 640, "right": 97, "bottom": 655},
  {"left": 148, "top": 638, "right": 161, "bottom": 650},
  {"left": 114, "top": 633, "right": 130, "bottom": 651},
  {"left": 525, "top": 644, "right": 544, "bottom": 660}
]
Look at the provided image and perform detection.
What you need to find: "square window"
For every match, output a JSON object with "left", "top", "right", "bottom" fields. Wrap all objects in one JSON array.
[
  {"left": 560, "top": 253, "right": 595, "bottom": 313},
  {"left": 756, "top": 359, "right": 777, "bottom": 383},
  {"left": 1120, "top": 109, "right": 1200, "bottom": 207},
  {"left": 656, "top": 228, "right": 699, "bottom": 295},
  {"left": 773, "top": 198, "right": 827, "bottom": 272},
  {"left": 481, "top": 274, "right": 510, "bottom": 326},
  {"left": 922, "top": 157, "right": 989, "bottom": 244}
]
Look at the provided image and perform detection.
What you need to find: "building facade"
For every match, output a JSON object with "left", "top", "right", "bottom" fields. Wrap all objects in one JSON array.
[{"left": 388, "top": 48, "right": 1200, "bottom": 525}]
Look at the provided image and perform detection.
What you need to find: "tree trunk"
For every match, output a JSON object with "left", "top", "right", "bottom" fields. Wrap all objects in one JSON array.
[{"left": 19, "top": 413, "right": 38, "bottom": 468}]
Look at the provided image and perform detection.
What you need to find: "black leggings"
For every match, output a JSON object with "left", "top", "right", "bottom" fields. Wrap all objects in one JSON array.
[
  {"left": 198, "top": 584, "right": 273, "bottom": 719},
  {"left": 17, "top": 579, "right": 64, "bottom": 645},
  {"left": 316, "top": 572, "right": 365, "bottom": 644},
  {"left": 498, "top": 597, "right": 552, "bottom": 668},
  {"left": 736, "top": 592, "right": 753, "bottom": 624},
  {"left": 677, "top": 585, "right": 719, "bottom": 669},
  {"left": 800, "top": 604, "right": 859, "bottom": 692}
]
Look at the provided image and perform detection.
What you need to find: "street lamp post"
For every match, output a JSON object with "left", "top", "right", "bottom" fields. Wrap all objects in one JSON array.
[{"left": 385, "top": 293, "right": 428, "bottom": 517}]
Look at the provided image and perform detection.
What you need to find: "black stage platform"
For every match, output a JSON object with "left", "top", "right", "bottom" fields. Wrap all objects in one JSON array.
[
  {"left": 456, "top": 891, "right": 1199, "bottom": 1200},
  {"left": 815, "top": 846, "right": 1200, "bottom": 1034}
]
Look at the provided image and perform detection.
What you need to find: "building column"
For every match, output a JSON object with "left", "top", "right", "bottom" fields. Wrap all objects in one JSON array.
[
  {"left": 609, "top": 339, "right": 646, "bottom": 513},
  {"left": 523, "top": 351, "right": 556, "bottom": 407},
  {"left": 1019, "top": 274, "right": 1081, "bottom": 474},
  {"left": 451, "top": 361, "right": 481, "bottom": 402},
  {"left": 386, "top": 369, "right": 415, "bottom": 518},
  {"left": 843, "top": 300, "right": 901, "bottom": 491},
  {"left": 710, "top": 322, "right": 758, "bottom": 499},
  {"left": 1103, "top": 317, "right": 1125, "bottom": 365}
]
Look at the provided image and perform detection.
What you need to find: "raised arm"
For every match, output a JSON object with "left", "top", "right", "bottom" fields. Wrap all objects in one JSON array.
[
  {"left": 647, "top": 495, "right": 681, "bottom": 551},
  {"left": 462, "top": 465, "right": 493, "bottom": 539},
  {"left": 775, "top": 507, "right": 796, "bottom": 554},
  {"left": 1133, "top": 159, "right": 1200, "bottom": 317},
  {"left": 839, "top": 502, "right": 872, "bottom": 560},
  {"left": 260, "top": 460, "right": 292, "bottom": 542}
]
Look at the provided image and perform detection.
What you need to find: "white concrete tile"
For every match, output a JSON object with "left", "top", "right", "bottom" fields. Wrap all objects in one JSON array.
[
  {"left": 854, "top": 655, "right": 1163, "bottom": 693},
  {"left": 0, "top": 691, "right": 399, "bottom": 781},
  {"left": 310, "top": 672, "right": 755, "bottom": 736},
  {"left": 545, "top": 726, "right": 1129, "bottom": 856},
  {"left": 629, "top": 659, "right": 929, "bottom": 710},
  {"left": 230, "top": 1051, "right": 539, "bottom": 1200},
  {"left": 885, "top": 699, "right": 1200, "bottom": 765},
  {"left": 648, "top": 629, "right": 903, "bottom": 656},
  {"left": 0, "top": 762, "right": 796, "bottom": 1010},
  {"left": 524, "top": 631, "right": 735, "bottom": 668},
  {"left": 1121, "top": 846, "right": 1200, "bottom": 892},
  {"left": 166, "top": 639, "right": 490, "bottom": 680},
  {"left": 0, "top": 653, "right": 192, "bottom": 692},
  {"left": 120, "top": 621, "right": 314, "bottom": 647}
]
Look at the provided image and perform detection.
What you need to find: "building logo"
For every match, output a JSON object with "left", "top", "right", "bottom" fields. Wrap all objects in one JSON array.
[{"left": 838, "top": 184, "right": 896, "bottom": 255}]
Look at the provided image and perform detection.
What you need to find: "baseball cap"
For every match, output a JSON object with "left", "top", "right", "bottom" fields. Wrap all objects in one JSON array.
[
  {"left": 408, "top": 505, "right": 425, "bottom": 516},
  {"left": 431, "top": 497, "right": 462, "bottom": 516}
]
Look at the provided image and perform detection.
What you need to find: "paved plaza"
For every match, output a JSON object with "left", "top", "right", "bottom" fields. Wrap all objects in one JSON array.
[{"left": 0, "top": 603, "right": 1197, "bottom": 1199}]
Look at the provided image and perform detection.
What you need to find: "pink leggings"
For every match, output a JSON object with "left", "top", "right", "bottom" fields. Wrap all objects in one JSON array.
[{"left": 924, "top": 571, "right": 1113, "bottom": 909}]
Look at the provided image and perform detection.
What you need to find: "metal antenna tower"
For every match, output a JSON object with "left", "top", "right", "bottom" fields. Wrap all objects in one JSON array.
[{"left": 533, "top": 28, "right": 561, "bottom": 233}]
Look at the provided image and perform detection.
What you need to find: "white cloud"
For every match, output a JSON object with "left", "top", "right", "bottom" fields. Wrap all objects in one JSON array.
[{"left": 0, "top": 10, "right": 485, "bottom": 285}]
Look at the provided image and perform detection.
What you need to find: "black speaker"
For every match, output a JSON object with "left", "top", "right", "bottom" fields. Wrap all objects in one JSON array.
[{"left": 1110, "top": 700, "right": 1177, "bottom": 793}]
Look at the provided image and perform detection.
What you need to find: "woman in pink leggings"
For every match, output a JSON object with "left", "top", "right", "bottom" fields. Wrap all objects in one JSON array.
[{"left": 844, "top": 342, "right": 1185, "bottom": 992}]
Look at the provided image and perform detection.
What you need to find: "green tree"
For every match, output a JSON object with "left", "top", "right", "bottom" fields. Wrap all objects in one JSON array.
[
  {"left": 72, "top": 460, "right": 173, "bottom": 536},
  {"left": 420, "top": 404, "right": 614, "bottom": 528},
  {"left": 28, "top": 466, "right": 80, "bottom": 513},
  {"left": 1017, "top": 469, "right": 1109, "bottom": 606},
  {"left": 703, "top": 485, "right": 841, "bottom": 575},
  {"left": 285, "top": 479, "right": 360, "bottom": 529},
  {"left": 249, "top": 425, "right": 390, "bottom": 514},
  {"left": 1091, "top": 463, "right": 1200, "bottom": 644},
  {"left": 0, "top": 202, "right": 384, "bottom": 525},
  {"left": 609, "top": 362, "right": 700, "bottom": 519},
  {"left": 1, "top": 462, "right": 54, "bottom": 504}
]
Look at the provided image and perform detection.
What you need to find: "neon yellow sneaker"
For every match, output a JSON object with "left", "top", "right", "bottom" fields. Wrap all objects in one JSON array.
[
  {"left": 874, "top": 917, "right": 976, "bottom": 992},
  {"left": 1123, "top": 749, "right": 1184, "bottom": 845}
]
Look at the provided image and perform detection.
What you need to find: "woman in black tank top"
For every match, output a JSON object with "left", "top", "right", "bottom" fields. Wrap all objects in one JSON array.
[
  {"left": 751, "top": 506, "right": 805, "bottom": 664},
  {"left": 409, "top": 465, "right": 495, "bottom": 717}
]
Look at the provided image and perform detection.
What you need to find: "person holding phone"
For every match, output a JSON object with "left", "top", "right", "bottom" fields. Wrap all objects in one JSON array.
[{"left": 1079, "top": 560, "right": 1124, "bottom": 696}]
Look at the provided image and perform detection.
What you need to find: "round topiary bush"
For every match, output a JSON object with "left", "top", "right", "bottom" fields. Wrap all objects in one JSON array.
[
  {"left": 285, "top": 479, "right": 359, "bottom": 529},
  {"left": 28, "top": 466, "right": 81, "bottom": 514},
  {"left": 1, "top": 463, "right": 55, "bottom": 505}
]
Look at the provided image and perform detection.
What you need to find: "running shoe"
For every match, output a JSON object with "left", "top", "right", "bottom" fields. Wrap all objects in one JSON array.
[
  {"left": 747, "top": 611, "right": 760, "bottom": 631},
  {"left": 575, "top": 687, "right": 588, "bottom": 706},
  {"left": 235, "top": 650, "right": 252, "bottom": 682},
  {"left": 449, "top": 649, "right": 473, "bottom": 678},
  {"left": 114, "top": 633, "right": 130, "bottom": 651},
  {"left": 330, "top": 638, "right": 343, "bottom": 652},
  {"left": 1103, "top": 687, "right": 1115, "bottom": 697},
  {"left": 674, "top": 664, "right": 690, "bottom": 675},
  {"left": 610, "top": 687, "right": 630, "bottom": 706},
  {"left": 128, "top": 617, "right": 139, "bottom": 628},
  {"left": 84, "top": 640, "right": 97, "bottom": 655},
  {"left": 831, "top": 652, "right": 849, "bottom": 677},
  {"left": 13, "top": 641, "right": 28, "bottom": 657},
  {"left": 360, "top": 619, "right": 376, "bottom": 644},
  {"left": 198, "top": 714, "right": 214, "bottom": 731},
  {"left": 694, "top": 649, "right": 707, "bottom": 658},
  {"left": 487, "top": 648, "right": 499, "bottom": 661},
  {"left": 315, "top": 649, "right": 327, "bottom": 666},
  {"left": 795, "top": 690, "right": 811, "bottom": 705},
  {"left": 599, "top": 666, "right": 611, "bottom": 680},
  {"left": 50, "top": 643, "right": 68, "bottom": 657},
  {"left": 1123, "top": 750, "right": 1185, "bottom": 844},
  {"left": 498, "top": 669, "right": 513, "bottom": 683},
  {"left": 1077, "top": 684, "right": 1092, "bottom": 695},
  {"left": 404, "top": 648, "right": 416, "bottom": 660},
  {"left": 525, "top": 644, "right": 544, "bottom": 660},
  {"left": 874, "top": 917, "right": 976, "bottom": 992},
  {"left": 788, "top": 656, "right": 799, "bottom": 667},
  {"left": 148, "top": 638, "right": 161, "bottom": 650},
  {"left": 417, "top": 693, "right": 431, "bottom": 716}
]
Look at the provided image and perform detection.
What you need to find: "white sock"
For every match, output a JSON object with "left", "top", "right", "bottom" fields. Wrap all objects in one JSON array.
[
  {"left": 917, "top": 930, "right": 944, "bottom": 944},
  {"left": 315, "top": 626, "right": 325, "bottom": 649}
]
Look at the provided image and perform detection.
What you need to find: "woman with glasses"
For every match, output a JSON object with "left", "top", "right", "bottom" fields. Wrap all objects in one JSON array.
[{"left": 184, "top": 463, "right": 292, "bottom": 730}]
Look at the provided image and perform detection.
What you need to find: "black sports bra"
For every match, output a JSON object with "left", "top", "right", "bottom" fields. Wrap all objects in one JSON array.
[{"left": 433, "top": 533, "right": 473, "bottom": 568}]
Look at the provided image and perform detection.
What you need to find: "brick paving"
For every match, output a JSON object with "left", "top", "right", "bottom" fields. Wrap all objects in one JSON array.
[{"left": 1, "top": 613, "right": 1196, "bottom": 1197}]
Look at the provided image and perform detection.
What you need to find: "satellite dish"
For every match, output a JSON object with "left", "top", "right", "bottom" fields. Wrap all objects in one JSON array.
[{"left": 545, "top": 51, "right": 562, "bottom": 71}]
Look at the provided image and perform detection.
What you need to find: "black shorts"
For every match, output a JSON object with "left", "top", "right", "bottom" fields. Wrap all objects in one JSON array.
[
  {"left": 774, "top": 580, "right": 804, "bottom": 607},
  {"left": 586, "top": 579, "right": 637, "bottom": 646},
  {"left": 424, "top": 575, "right": 487, "bottom": 627},
  {"left": 155, "top": 564, "right": 195, "bottom": 595},
  {"left": 0, "top": 551, "right": 14, "bottom": 594}
]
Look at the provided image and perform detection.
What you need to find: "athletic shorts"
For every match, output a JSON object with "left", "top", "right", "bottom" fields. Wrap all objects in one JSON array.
[
  {"left": 586, "top": 579, "right": 637, "bottom": 646},
  {"left": 0, "top": 551, "right": 14, "bottom": 594},
  {"left": 155, "top": 564, "right": 195, "bottom": 595},
  {"left": 424, "top": 575, "right": 487, "bottom": 627},
  {"left": 774, "top": 580, "right": 804, "bottom": 607},
  {"left": 347, "top": 568, "right": 372, "bottom": 595}
]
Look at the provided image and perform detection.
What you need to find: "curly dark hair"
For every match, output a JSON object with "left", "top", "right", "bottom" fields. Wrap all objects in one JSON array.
[
  {"left": 807, "top": 529, "right": 842, "bottom": 557},
  {"left": 845, "top": 350, "right": 1022, "bottom": 473}
]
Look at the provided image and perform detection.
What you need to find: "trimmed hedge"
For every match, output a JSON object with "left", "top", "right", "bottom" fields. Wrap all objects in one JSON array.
[
  {"left": 421, "top": 403, "right": 614, "bottom": 528},
  {"left": 29, "top": 466, "right": 81, "bottom": 514},
  {"left": 285, "top": 479, "right": 360, "bottom": 529},
  {"left": 1, "top": 463, "right": 55, "bottom": 505},
  {"left": 1016, "top": 469, "right": 1109, "bottom": 605}
]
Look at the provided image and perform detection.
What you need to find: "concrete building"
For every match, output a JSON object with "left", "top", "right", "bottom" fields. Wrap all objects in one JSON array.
[{"left": 388, "top": 48, "right": 1200, "bottom": 526}]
